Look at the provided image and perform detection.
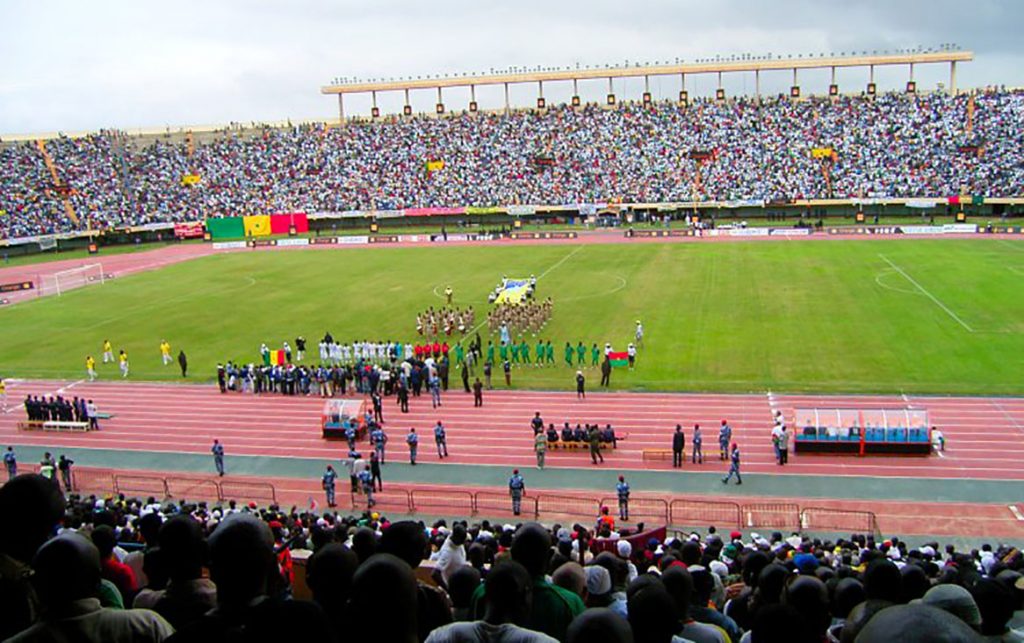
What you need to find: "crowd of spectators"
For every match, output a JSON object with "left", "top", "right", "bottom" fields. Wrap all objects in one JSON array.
[
  {"left": 2, "top": 90, "right": 1023, "bottom": 240},
  {"left": 2, "top": 472, "right": 1023, "bottom": 642}
]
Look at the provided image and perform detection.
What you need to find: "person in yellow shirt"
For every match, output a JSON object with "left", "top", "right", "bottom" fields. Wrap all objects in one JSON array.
[
  {"left": 160, "top": 340, "right": 172, "bottom": 366},
  {"left": 86, "top": 356, "right": 97, "bottom": 381},
  {"left": 0, "top": 378, "right": 6, "bottom": 411},
  {"left": 102, "top": 339, "right": 113, "bottom": 363},
  {"left": 118, "top": 350, "right": 129, "bottom": 378}
]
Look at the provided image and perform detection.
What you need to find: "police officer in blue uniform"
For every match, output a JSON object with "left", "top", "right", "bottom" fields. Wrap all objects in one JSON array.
[
  {"left": 616, "top": 475, "right": 630, "bottom": 521},
  {"left": 509, "top": 469, "right": 525, "bottom": 516}
]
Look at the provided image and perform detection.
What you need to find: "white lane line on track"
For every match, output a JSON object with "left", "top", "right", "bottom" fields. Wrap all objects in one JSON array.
[
  {"left": 1010, "top": 505, "right": 1024, "bottom": 522},
  {"left": 991, "top": 400, "right": 1024, "bottom": 438},
  {"left": 878, "top": 254, "right": 975, "bottom": 332}
]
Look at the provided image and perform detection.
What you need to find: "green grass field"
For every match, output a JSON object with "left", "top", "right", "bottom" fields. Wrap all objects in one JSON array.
[{"left": 1, "top": 238, "right": 1022, "bottom": 395}]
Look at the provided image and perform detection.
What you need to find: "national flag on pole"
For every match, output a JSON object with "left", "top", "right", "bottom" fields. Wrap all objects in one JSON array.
[
  {"left": 608, "top": 351, "right": 629, "bottom": 367},
  {"left": 274, "top": 350, "right": 286, "bottom": 366}
]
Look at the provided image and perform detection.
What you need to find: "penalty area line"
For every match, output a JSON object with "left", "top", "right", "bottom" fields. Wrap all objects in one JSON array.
[{"left": 877, "top": 254, "right": 975, "bottom": 333}]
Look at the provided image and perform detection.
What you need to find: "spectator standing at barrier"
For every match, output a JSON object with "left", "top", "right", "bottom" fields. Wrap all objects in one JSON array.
[
  {"left": 211, "top": 440, "right": 224, "bottom": 477},
  {"left": 473, "top": 378, "right": 483, "bottom": 407},
  {"left": 370, "top": 451, "right": 383, "bottom": 491},
  {"left": 4, "top": 446, "right": 16, "bottom": 479},
  {"left": 576, "top": 371, "right": 586, "bottom": 399},
  {"left": 534, "top": 430, "right": 546, "bottom": 469},
  {"left": 722, "top": 443, "right": 742, "bottom": 485},
  {"left": 177, "top": 351, "right": 187, "bottom": 377},
  {"left": 434, "top": 421, "right": 449, "bottom": 458},
  {"left": 616, "top": 475, "right": 630, "bottom": 521},
  {"left": 718, "top": 420, "right": 732, "bottom": 461},
  {"left": 407, "top": 428, "right": 419, "bottom": 465},
  {"left": 322, "top": 465, "right": 337, "bottom": 508},
  {"left": 588, "top": 425, "right": 604, "bottom": 465},
  {"left": 358, "top": 464, "right": 375, "bottom": 508},
  {"left": 57, "top": 455, "right": 74, "bottom": 492},
  {"left": 600, "top": 356, "right": 611, "bottom": 387},
  {"left": 692, "top": 424, "right": 704, "bottom": 464},
  {"left": 509, "top": 469, "right": 525, "bottom": 516},
  {"left": 86, "top": 355, "right": 97, "bottom": 381},
  {"left": 371, "top": 425, "right": 387, "bottom": 464},
  {"left": 672, "top": 424, "right": 685, "bottom": 467}
]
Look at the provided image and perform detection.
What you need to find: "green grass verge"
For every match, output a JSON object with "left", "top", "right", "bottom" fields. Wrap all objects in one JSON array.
[{"left": 1, "top": 238, "right": 1022, "bottom": 395}]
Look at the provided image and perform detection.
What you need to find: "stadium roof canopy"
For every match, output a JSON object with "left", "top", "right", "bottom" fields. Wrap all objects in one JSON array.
[{"left": 323, "top": 50, "right": 970, "bottom": 114}]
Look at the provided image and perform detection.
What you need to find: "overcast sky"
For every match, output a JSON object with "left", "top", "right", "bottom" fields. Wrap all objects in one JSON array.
[{"left": 1, "top": 0, "right": 1020, "bottom": 135}]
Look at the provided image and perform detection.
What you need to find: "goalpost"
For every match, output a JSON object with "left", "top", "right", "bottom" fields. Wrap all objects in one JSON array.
[{"left": 40, "top": 263, "right": 105, "bottom": 296}]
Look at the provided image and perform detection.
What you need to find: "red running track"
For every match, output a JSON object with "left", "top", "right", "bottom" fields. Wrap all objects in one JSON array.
[{"left": 3, "top": 379, "right": 1024, "bottom": 480}]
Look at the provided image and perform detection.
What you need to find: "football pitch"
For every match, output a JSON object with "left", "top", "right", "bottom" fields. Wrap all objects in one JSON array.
[{"left": 1, "top": 238, "right": 1022, "bottom": 395}]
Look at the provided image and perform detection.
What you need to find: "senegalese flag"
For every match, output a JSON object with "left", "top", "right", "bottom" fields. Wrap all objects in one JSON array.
[
  {"left": 273, "top": 350, "right": 286, "bottom": 366},
  {"left": 243, "top": 215, "right": 271, "bottom": 237},
  {"left": 609, "top": 351, "right": 629, "bottom": 367}
]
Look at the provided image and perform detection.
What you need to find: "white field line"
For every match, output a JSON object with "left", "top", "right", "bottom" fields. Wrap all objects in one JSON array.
[
  {"left": 991, "top": 400, "right": 1024, "bottom": 438},
  {"left": 878, "top": 254, "right": 975, "bottom": 333}
]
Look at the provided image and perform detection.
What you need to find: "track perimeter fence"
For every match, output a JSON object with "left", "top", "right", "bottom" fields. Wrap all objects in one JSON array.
[{"left": 6, "top": 465, "right": 880, "bottom": 537}]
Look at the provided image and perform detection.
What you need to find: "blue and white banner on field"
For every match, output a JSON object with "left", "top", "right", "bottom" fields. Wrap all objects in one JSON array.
[{"left": 494, "top": 278, "right": 531, "bottom": 305}]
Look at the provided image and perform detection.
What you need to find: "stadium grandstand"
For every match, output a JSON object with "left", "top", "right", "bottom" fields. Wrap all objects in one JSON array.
[{"left": 3, "top": 48, "right": 1024, "bottom": 246}]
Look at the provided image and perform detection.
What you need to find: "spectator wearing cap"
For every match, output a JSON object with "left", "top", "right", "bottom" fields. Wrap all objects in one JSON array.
[
  {"left": 915, "top": 583, "right": 983, "bottom": 630},
  {"left": 615, "top": 540, "right": 639, "bottom": 584},
  {"left": 551, "top": 562, "right": 587, "bottom": 601}
]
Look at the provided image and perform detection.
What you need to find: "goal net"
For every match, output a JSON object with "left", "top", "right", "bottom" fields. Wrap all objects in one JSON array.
[{"left": 40, "top": 263, "right": 105, "bottom": 296}]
